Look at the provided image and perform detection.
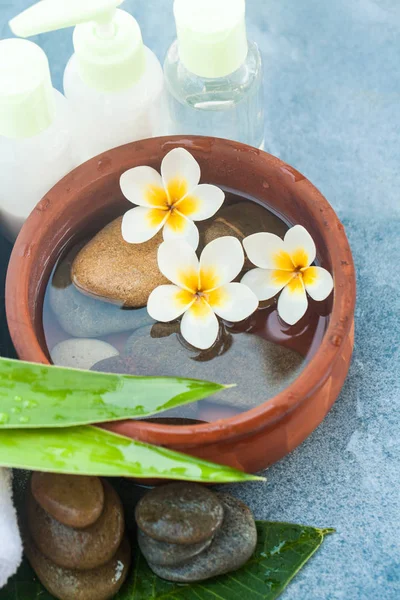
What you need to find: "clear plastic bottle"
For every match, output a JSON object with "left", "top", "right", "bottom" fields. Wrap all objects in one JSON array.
[
  {"left": 10, "top": 0, "right": 166, "bottom": 163},
  {"left": 0, "top": 39, "right": 77, "bottom": 242},
  {"left": 164, "top": 0, "right": 265, "bottom": 149}
]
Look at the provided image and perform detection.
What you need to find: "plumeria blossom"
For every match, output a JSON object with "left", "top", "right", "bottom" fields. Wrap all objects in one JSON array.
[
  {"left": 120, "top": 148, "right": 225, "bottom": 249},
  {"left": 241, "top": 225, "right": 334, "bottom": 325},
  {"left": 147, "top": 237, "right": 259, "bottom": 350}
]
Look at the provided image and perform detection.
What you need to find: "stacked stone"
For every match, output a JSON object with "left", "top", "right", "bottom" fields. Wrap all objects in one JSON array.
[
  {"left": 24, "top": 473, "right": 131, "bottom": 600},
  {"left": 135, "top": 482, "right": 257, "bottom": 583}
]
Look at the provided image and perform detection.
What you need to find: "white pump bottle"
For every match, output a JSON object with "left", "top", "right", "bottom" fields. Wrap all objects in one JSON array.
[
  {"left": 0, "top": 39, "right": 77, "bottom": 242},
  {"left": 10, "top": 0, "right": 166, "bottom": 163}
]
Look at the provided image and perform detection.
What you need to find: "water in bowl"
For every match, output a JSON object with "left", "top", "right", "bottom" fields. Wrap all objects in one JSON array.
[{"left": 42, "top": 191, "right": 332, "bottom": 422}]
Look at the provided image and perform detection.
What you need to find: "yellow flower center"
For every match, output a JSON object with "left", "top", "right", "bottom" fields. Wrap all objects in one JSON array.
[
  {"left": 167, "top": 178, "right": 188, "bottom": 206},
  {"left": 286, "top": 273, "right": 304, "bottom": 294},
  {"left": 278, "top": 266, "right": 316, "bottom": 296},
  {"left": 177, "top": 265, "right": 226, "bottom": 314},
  {"left": 270, "top": 245, "right": 313, "bottom": 295},
  {"left": 273, "top": 247, "right": 310, "bottom": 272},
  {"left": 145, "top": 179, "right": 201, "bottom": 233}
]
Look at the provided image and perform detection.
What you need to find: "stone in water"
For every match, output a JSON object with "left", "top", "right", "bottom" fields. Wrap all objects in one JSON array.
[
  {"left": 71, "top": 217, "right": 167, "bottom": 307},
  {"left": 50, "top": 338, "right": 119, "bottom": 370},
  {"left": 49, "top": 244, "right": 155, "bottom": 337},
  {"left": 124, "top": 330, "right": 304, "bottom": 410}
]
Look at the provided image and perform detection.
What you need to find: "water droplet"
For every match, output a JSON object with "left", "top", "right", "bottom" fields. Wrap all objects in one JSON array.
[
  {"left": 14, "top": 396, "right": 22, "bottom": 403},
  {"left": 23, "top": 400, "right": 38, "bottom": 409},
  {"left": 11, "top": 407, "right": 22, "bottom": 414},
  {"left": 54, "top": 414, "right": 66, "bottom": 421},
  {"left": 90, "top": 398, "right": 104, "bottom": 407},
  {"left": 18, "top": 416, "right": 30, "bottom": 424},
  {"left": 97, "top": 156, "right": 112, "bottom": 173},
  {"left": 0, "top": 413, "right": 9, "bottom": 424}
]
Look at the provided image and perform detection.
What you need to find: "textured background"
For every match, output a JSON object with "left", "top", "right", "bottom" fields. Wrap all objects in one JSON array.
[{"left": 1, "top": 1, "right": 399, "bottom": 598}]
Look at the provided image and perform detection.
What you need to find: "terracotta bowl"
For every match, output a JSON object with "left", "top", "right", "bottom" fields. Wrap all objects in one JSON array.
[{"left": 6, "top": 136, "right": 355, "bottom": 474}]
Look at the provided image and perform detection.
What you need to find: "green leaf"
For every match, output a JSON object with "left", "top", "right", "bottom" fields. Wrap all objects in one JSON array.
[
  {"left": 116, "top": 521, "right": 334, "bottom": 599},
  {"left": 0, "top": 521, "right": 333, "bottom": 600},
  {"left": 0, "top": 426, "right": 262, "bottom": 482},
  {"left": 0, "top": 357, "right": 229, "bottom": 428}
]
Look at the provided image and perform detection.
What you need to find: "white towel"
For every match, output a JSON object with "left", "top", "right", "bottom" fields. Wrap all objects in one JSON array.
[{"left": 0, "top": 468, "right": 23, "bottom": 588}]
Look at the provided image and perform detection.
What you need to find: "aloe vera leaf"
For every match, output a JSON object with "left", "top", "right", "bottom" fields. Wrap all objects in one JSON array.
[
  {"left": 0, "top": 357, "right": 230, "bottom": 428},
  {"left": 0, "top": 425, "right": 263, "bottom": 482}
]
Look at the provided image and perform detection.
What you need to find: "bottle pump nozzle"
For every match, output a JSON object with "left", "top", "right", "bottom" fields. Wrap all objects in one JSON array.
[
  {"left": 9, "top": 0, "right": 124, "bottom": 37},
  {"left": 9, "top": 0, "right": 145, "bottom": 93}
]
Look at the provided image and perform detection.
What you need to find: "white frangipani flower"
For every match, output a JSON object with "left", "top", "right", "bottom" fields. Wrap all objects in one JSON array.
[
  {"left": 147, "top": 237, "right": 259, "bottom": 350},
  {"left": 241, "top": 225, "right": 334, "bottom": 325},
  {"left": 120, "top": 148, "right": 225, "bottom": 249}
]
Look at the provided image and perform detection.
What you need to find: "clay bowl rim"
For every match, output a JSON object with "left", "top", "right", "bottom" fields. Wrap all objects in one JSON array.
[{"left": 6, "top": 135, "right": 356, "bottom": 447}]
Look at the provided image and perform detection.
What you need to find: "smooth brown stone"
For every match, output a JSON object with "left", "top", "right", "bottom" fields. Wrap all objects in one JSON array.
[
  {"left": 204, "top": 201, "right": 288, "bottom": 242},
  {"left": 25, "top": 534, "right": 131, "bottom": 600},
  {"left": 148, "top": 494, "right": 257, "bottom": 583},
  {"left": 27, "top": 481, "right": 124, "bottom": 570},
  {"left": 71, "top": 217, "right": 167, "bottom": 307},
  {"left": 202, "top": 219, "right": 237, "bottom": 246},
  {"left": 203, "top": 202, "right": 288, "bottom": 268},
  {"left": 31, "top": 473, "right": 105, "bottom": 529},
  {"left": 135, "top": 482, "right": 224, "bottom": 545}
]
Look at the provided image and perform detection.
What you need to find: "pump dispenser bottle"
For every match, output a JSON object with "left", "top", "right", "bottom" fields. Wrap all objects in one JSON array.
[
  {"left": 10, "top": 0, "right": 166, "bottom": 162},
  {"left": 0, "top": 39, "right": 77, "bottom": 242},
  {"left": 164, "top": 0, "right": 265, "bottom": 149}
]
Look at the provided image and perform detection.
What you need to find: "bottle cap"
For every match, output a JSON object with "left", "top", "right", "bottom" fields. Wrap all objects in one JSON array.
[
  {"left": 174, "top": 0, "right": 248, "bottom": 78},
  {"left": 9, "top": 0, "right": 145, "bottom": 93},
  {"left": 0, "top": 39, "right": 55, "bottom": 138}
]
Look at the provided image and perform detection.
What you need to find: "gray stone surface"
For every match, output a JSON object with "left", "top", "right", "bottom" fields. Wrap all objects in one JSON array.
[
  {"left": 138, "top": 529, "right": 212, "bottom": 567},
  {"left": 91, "top": 354, "right": 139, "bottom": 376},
  {"left": 49, "top": 241, "right": 155, "bottom": 338},
  {"left": 50, "top": 338, "right": 119, "bottom": 370},
  {"left": 149, "top": 494, "right": 257, "bottom": 582},
  {"left": 125, "top": 328, "right": 304, "bottom": 410},
  {"left": 91, "top": 348, "right": 200, "bottom": 420},
  {"left": 49, "top": 283, "right": 154, "bottom": 339},
  {"left": 135, "top": 483, "right": 224, "bottom": 545}
]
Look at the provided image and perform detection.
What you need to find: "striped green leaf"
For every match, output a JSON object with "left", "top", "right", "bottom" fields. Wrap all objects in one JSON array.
[
  {"left": 0, "top": 426, "right": 262, "bottom": 482},
  {"left": 0, "top": 357, "right": 230, "bottom": 428}
]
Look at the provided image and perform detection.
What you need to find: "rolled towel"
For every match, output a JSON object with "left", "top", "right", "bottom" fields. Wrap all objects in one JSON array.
[{"left": 0, "top": 468, "right": 23, "bottom": 588}]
